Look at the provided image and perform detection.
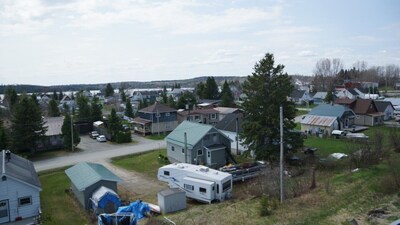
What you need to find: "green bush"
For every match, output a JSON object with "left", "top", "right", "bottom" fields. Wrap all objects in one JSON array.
[
  {"left": 259, "top": 195, "right": 278, "bottom": 216},
  {"left": 116, "top": 131, "right": 132, "bottom": 143}
]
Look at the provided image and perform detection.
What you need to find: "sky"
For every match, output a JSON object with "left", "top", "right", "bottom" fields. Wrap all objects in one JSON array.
[{"left": 0, "top": 0, "right": 399, "bottom": 86}]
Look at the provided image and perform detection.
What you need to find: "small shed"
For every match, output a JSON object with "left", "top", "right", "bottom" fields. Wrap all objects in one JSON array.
[
  {"left": 90, "top": 186, "right": 121, "bottom": 214},
  {"left": 158, "top": 188, "right": 186, "bottom": 214},
  {"left": 65, "top": 162, "right": 122, "bottom": 210}
]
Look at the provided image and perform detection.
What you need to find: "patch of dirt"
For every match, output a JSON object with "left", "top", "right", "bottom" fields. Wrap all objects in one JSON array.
[{"left": 96, "top": 159, "right": 167, "bottom": 204}]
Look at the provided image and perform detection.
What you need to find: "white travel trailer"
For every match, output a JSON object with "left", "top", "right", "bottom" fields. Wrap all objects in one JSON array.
[{"left": 158, "top": 163, "right": 233, "bottom": 203}]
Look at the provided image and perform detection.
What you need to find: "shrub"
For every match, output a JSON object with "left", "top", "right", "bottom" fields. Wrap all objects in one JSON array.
[
  {"left": 259, "top": 195, "right": 275, "bottom": 216},
  {"left": 116, "top": 132, "right": 132, "bottom": 143}
]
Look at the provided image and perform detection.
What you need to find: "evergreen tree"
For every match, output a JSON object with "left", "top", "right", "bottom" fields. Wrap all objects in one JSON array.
[
  {"left": 75, "top": 91, "right": 91, "bottom": 121},
  {"left": 125, "top": 98, "right": 134, "bottom": 118},
  {"left": 167, "top": 95, "right": 176, "bottom": 109},
  {"left": 324, "top": 90, "right": 335, "bottom": 103},
  {"left": 58, "top": 91, "right": 63, "bottom": 101},
  {"left": 53, "top": 90, "right": 58, "bottom": 100},
  {"left": 91, "top": 96, "right": 103, "bottom": 122},
  {"left": 205, "top": 77, "right": 219, "bottom": 99},
  {"left": 161, "top": 86, "right": 168, "bottom": 104},
  {"left": 0, "top": 118, "right": 8, "bottom": 150},
  {"left": 61, "top": 114, "right": 80, "bottom": 150},
  {"left": 4, "top": 86, "right": 18, "bottom": 112},
  {"left": 196, "top": 82, "right": 206, "bottom": 99},
  {"left": 11, "top": 94, "right": 48, "bottom": 153},
  {"left": 220, "top": 80, "right": 234, "bottom": 107},
  {"left": 31, "top": 93, "right": 39, "bottom": 106},
  {"left": 48, "top": 99, "right": 60, "bottom": 117},
  {"left": 241, "top": 53, "right": 303, "bottom": 160},
  {"left": 177, "top": 91, "right": 196, "bottom": 109},
  {"left": 108, "top": 108, "right": 122, "bottom": 142},
  {"left": 119, "top": 87, "right": 127, "bottom": 102},
  {"left": 105, "top": 83, "right": 115, "bottom": 97}
]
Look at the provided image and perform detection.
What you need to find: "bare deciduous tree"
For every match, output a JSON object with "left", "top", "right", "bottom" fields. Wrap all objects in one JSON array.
[{"left": 312, "top": 58, "right": 343, "bottom": 91}]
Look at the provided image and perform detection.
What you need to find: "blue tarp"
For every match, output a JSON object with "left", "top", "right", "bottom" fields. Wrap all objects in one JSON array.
[
  {"left": 91, "top": 186, "right": 121, "bottom": 213},
  {"left": 116, "top": 200, "right": 150, "bottom": 221}
]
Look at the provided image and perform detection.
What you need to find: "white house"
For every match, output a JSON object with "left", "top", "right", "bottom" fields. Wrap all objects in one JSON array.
[{"left": 0, "top": 150, "right": 42, "bottom": 223}]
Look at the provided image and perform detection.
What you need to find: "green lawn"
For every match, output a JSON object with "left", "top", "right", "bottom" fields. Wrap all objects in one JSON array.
[
  {"left": 146, "top": 133, "right": 169, "bottom": 140},
  {"left": 39, "top": 168, "right": 90, "bottom": 225},
  {"left": 304, "top": 136, "right": 353, "bottom": 157},
  {"left": 111, "top": 149, "right": 168, "bottom": 177}
]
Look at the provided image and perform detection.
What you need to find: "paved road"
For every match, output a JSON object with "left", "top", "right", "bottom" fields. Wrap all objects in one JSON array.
[{"left": 33, "top": 135, "right": 166, "bottom": 172}]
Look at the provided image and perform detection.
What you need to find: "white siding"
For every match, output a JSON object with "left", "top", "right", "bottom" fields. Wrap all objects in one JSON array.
[{"left": 0, "top": 177, "right": 41, "bottom": 221}]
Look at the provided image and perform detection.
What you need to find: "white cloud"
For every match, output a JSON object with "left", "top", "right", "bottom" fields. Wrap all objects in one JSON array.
[{"left": 298, "top": 50, "right": 317, "bottom": 57}]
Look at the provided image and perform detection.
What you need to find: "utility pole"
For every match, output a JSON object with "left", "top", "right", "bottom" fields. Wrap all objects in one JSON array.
[
  {"left": 280, "top": 105, "right": 284, "bottom": 203},
  {"left": 184, "top": 132, "right": 188, "bottom": 163},
  {"left": 70, "top": 114, "right": 74, "bottom": 152},
  {"left": 236, "top": 117, "right": 239, "bottom": 155}
]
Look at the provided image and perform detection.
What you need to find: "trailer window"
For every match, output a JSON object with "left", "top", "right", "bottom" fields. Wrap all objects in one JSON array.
[
  {"left": 199, "top": 187, "right": 207, "bottom": 193},
  {"left": 223, "top": 181, "right": 231, "bottom": 192},
  {"left": 184, "top": 184, "right": 194, "bottom": 191},
  {"left": 164, "top": 171, "right": 170, "bottom": 176}
]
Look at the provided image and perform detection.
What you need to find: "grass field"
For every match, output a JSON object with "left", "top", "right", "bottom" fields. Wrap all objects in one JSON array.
[
  {"left": 39, "top": 168, "right": 91, "bottom": 225},
  {"left": 111, "top": 149, "right": 168, "bottom": 177},
  {"left": 146, "top": 133, "right": 169, "bottom": 140}
]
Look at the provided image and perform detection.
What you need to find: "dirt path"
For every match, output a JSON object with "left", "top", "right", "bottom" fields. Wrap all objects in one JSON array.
[{"left": 96, "top": 159, "right": 167, "bottom": 203}]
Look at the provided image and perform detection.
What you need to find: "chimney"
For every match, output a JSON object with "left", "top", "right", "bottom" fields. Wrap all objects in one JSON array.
[{"left": 5, "top": 150, "right": 11, "bottom": 162}]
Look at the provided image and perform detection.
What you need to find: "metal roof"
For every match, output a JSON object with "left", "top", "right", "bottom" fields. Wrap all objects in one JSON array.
[
  {"left": 213, "top": 107, "right": 242, "bottom": 115},
  {"left": 313, "top": 92, "right": 327, "bottom": 99},
  {"left": 166, "top": 121, "right": 229, "bottom": 148},
  {"left": 374, "top": 101, "right": 394, "bottom": 112},
  {"left": 300, "top": 115, "right": 337, "bottom": 127},
  {"left": 309, "top": 104, "right": 355, "bottom": 118},
  {"left": 44, "top": 116, "right": 64, "bottom": 136},
  {"left": 1, "top": 150, "right": 41, "bottom": 190},
  {"left": 65, "top": 162, "right": 122, "bottom": 191}
]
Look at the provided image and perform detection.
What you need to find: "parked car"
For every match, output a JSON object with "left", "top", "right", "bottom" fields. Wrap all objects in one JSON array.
[
  {"left": 89, "top": 131, "right": 99, "bottom": 139},
  {"left": 96, "top": 135, "right": 106, "bottom": 142},
  {"left": 331, "top": 130, "right": 347, "bottom": 137}
]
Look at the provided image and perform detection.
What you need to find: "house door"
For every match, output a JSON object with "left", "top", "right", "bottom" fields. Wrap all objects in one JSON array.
[
  {"left": 206, "top": 150, "right": 212, "bottom": 165},
  {"left": 0, "top": 200, "right": 10, "bottom": 224}
]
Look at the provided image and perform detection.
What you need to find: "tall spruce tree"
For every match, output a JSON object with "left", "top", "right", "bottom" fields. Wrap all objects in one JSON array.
[
  {"left": 48, "top": 99, "right": 60, "bottom": 117},
  {"left": 11, "top": 94, "right": 47, "bottom": 153},
  {"left": 91, "top": 96, "right": 103, "bottom": 122},
  {"left": 0, "top": 118, "right": 8, "bottom": 150},
  {"left": 61, "top": 114, "right": 80, "bottom": 150},
  {"left": 204, "top": 77, "right": 219, "bottom": 99},
  {"left": 220, "top": 80, "right": 234, "bottom": 107},
  {"left": 75, "top": 91, "right": 91, "bottom": 121},
  {"left": 108, "top": 108, "right": 122, "bottom": 142},
  {"left": 125, "top": 98, "right": 134, "bottom": 118},
  {"left": 105, "top": 83, "right": 115, "bottom": 97},
  {"left": 241, "top": 53, "right": 303, "bottom": 160}
]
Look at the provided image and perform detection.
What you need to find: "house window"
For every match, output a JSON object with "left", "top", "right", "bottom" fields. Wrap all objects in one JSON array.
[
  {"left": 165, "top": 112, "right": 170, "bottom": 117},
  {"left": 211, "top": 114, "right": 216, "bottom": 119},
  {"left": 18, "top": 196, "right": 32, "bottom": 206},
  {"left": 199, "top": 187, "right": 207, "bottom": 193},
  {"left": 171, "top": 146, "right": 175, "bottom": 151},
  {"left": 207, "top": 152, "right": 210, "bottom": 157},
  {"left": 184, "top": 184, "right": 194, "bottom": 191},
  {"left": 197, "top": 149, "right": 203, "bottom": 156},
  {"left": 164, "top": 171, "right": 170, "bottom": 176},
  {"left": 182, "top": 148, "right": 185, "bottom": 154}
]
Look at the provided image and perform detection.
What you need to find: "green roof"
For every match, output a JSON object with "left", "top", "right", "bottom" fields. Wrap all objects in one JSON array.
[
  {"left": 65, "top": 162, "right": 122, "bottom": 191},
  {"left": 166, "top": 121, "right": 216, "bottom": 148}
]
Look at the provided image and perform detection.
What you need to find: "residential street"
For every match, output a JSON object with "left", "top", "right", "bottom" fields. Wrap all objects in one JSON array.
[{"left": 33, "top": 134, "right": 166, "bottom": 172}]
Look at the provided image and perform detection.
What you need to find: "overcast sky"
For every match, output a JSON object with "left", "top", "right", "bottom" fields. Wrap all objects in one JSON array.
[{"left": 0, "top": 0, "right": 399, "bottom": 86}]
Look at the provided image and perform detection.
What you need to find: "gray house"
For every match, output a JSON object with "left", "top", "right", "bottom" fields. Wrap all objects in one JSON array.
[
  {"left": 374, "top": 101, "right": 395, "bottom": 121},
  {"left": 65, "top": 162, "right": 122, "bottom": 210},
  {"left": 0, "top": 150, "right": 42, "bottom": 223},
  {"left": 165, "top": 121, "right": 235, "bottom": 168},
  {"left": 308, "top": 104, "right": 356, "bottom": 131}
]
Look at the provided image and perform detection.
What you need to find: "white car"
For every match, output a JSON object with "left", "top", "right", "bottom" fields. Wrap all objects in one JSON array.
[{"left": 96, "top": 135, "right": 106, "bottom": 142}]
